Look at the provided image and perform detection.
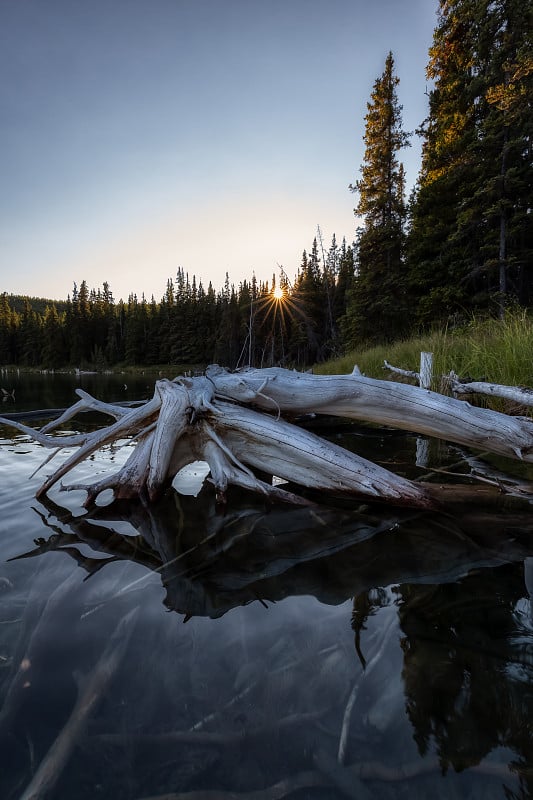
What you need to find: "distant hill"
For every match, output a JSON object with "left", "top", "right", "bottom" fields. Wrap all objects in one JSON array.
[{"left": 3, "top": 294, "right": 70, "bottom": 316}]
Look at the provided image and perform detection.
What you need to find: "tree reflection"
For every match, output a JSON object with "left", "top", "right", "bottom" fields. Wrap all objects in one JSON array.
[{"left": 397, "top": 565, "right": 533, "bottom": 794}]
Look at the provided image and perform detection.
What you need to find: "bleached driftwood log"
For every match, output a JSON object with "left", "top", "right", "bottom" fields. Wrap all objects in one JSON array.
[
  {"left": 0, "top": 376, "right": 432, "bottom": 510},
  {"left": 2, "top": 365, "right": 533, "bottom": 510},
  {"left": 207, "top": 366, "right": 533, "bottom": 461}
]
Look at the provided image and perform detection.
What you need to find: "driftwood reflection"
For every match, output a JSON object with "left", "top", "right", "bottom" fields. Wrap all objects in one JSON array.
[
  {"left": 16, "top": 489, "right": 533, "bottom": 622},
  {"left": 4, "top": 489, "right": 533, "bottom": 799},
  {"left": 19, "top": 490, "right": 402, "bottom": 619}
]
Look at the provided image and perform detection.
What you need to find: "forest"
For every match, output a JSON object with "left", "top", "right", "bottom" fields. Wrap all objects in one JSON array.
[{"left": 0, "top": 0, "right": 531, "bottom": 371}]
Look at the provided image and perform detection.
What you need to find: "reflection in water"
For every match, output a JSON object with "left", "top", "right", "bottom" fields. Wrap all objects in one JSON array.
[
  {"left": 399, "top": 570, "right": 533, "bottom": 793},
  {"left": 2, "top": 483, "right": 533, "bottom": 798},
  {"left": 17, "top": 490, "right": 532, "bottom": 620},
  {"left": 25, "top": 492, "right": 417, "bottom": 618}
]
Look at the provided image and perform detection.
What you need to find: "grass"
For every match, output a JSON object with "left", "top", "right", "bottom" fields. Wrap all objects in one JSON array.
[{"left": 316, "top": 310, "right": 533, "bottom": 398}]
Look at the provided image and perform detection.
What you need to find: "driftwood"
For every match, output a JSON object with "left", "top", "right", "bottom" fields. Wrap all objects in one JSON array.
[
  {"left": 0, "top": 373, "right": 431, "bottom": 509},
  {"left": 449, "top": 374, "right": 533, "bottom": 407},
  {"left": 1, "top": 365, "right": 533, "bottom": 509},
  {"left": 206, "top": 366, "right": 533, "bottom": 460},
  {"left": 383, "top": 353, "right": 433, "bottom": 388},
  {"left": 383, "top": 360, "right": 419, "bottom": 381}
]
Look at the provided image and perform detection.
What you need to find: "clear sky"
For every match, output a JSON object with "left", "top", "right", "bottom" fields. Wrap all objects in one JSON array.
[{"left": 0, "top": 0, "right": 438, "bottom": 303}]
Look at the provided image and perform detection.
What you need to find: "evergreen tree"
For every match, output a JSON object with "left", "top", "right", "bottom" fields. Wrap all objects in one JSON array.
[
  {"left": 124, "top": 294, "right": 144, "bottom": 365},
  {"left": 18, "top": 298, "right": 42, "bottom": 366},
  {"left": 407, "top": 0, "right": 533, "bottom": 323},
  {"left": 479, "top": 0, "right": 533, "bottom": 311},
  {"left": 157, "top": 278, "right": 175, "bottom": 364},
  {"left": 0, "top": 293, "right": 16, "bottom": 364},
  {"left": 335, "top": 239, "right": 356, "bottom": 346},
  {"left": 214, "top": 274, "right": 241, "bottom": 367},
  {"left": 323, "top": 231, "right": 338, "bottom": 349},
  {"left": 199, "top": 281, "right": 218, "bottom": 363},
  {"left": 41, "top": 304, "right": 67, "bottom": 368},
  {"left": 291, "top": 243, "right": 326, "bottom": 364},
  {"left": 347, "top": 51, "right": 411, "bottom": 344},
  {"left": 68, "top": 281, "right": 92, "bottom": 365}
]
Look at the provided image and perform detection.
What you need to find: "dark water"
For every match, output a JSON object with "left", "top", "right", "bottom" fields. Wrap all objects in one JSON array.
[{"left": 1, "top": 372, "right": 533, "bottom": 799}]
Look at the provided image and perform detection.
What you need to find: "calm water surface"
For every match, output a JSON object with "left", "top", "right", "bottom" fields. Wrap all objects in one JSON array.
[{"left": 1, "top": 372, "right": 533, "bottom": 799}]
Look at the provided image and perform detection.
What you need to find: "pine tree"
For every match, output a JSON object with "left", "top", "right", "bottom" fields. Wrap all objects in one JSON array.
[
  {"left": 123, "top": 294, "right": 151, "bottom": 365},
  {"left": 407, "top": 0, "right": 533, "bottom": 324},
  {"left": 68, "top": 280, "right": 92, "bottom": 365},
  {"left": 479, "top": 0, "right": 533, "bottom": 311},
  {"left": 18, "top": 299, "right": 42, "bottom": 366},
  {"left": 335, "top": 239, "right": 356, "bottom": 346},
  {"left": 41, "top": 304, "right": 67, "bottom": 368},
  {"left": 292, "top": 242, "right": 326, "bottom": 363},
  {"left": 347, "top": 52, "right": 411, "bottom": 344},
  {"left": 0, "top": 293, "right": 15, "bottom": 364},
  {"left": 214, "top": 275, "right": 241, "bottom": 367}
]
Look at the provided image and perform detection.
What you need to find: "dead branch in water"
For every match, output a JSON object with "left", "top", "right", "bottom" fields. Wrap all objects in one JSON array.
[{"left": 1, "top": 366, "right": 533, "bottom": 509}]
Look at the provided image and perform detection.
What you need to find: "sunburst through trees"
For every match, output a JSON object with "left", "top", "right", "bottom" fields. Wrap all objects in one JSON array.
[{"left": 238, "top": 273, "right": 310, "bottom": 369}]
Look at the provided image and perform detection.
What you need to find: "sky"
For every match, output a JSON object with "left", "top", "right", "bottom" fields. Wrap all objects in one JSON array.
[{"left": 0, "top": 0, "right": 438, "bottom": 303}]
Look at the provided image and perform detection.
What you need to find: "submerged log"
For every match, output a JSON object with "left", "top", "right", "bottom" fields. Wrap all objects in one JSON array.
[{"left": 1, "top": 365, "right": 533, "bottom": 510}]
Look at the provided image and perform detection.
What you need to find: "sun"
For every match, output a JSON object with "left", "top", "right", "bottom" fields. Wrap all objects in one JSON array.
[{"left": 272, "top": 285, "right": 284, "bottom": 300}]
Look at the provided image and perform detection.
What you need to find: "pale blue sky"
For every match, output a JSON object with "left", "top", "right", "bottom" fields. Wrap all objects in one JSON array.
[{"left": 0, "top": 0, "right": 437, "bottom": 302}]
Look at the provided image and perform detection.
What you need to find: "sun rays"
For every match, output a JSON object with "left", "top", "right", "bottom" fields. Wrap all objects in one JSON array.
[
  {"left": 254, "top": 282, "right": 308, "bottom": 334},
  {"left": 236, "top": 274, "right": 312, "bottom": 369}
]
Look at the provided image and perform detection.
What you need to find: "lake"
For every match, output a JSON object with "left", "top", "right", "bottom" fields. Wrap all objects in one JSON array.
[{"left": 1, "top": 370, "right": 533, "bottom": 799}]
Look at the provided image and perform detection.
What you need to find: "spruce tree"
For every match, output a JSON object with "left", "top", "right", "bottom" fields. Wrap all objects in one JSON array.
[
  {"left": 42, "top": 304, "right": 67, "bottom": 368},
  {"left": 479, "top": 0, "right": 533, "bottom": 312},
  {"left": 407, "top": 0, "right": 533, "bottom": 324},
  {"left": 0, "top": 293, "right": 15, "bottom": 364},
  {"left": 292, "top": 241, "right": 326, "bottom": 363},
  {"left": 18, "top": 298, "right": 42, "bottom": 366},
  {"left": 347, "top": 51, "right": 411, "bottom": 344}
]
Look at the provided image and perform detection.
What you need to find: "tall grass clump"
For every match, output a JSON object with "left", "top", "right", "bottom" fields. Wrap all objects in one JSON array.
[{"left": 317, "top": 310, "right": 533, "bottom": 390}]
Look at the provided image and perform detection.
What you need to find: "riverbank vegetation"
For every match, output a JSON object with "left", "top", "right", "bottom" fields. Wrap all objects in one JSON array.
[{"left": 317, "top": 310, "right": 533, "bottom": 399}]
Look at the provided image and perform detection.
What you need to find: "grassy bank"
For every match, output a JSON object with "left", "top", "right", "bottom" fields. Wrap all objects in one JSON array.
[{"left": 316, "top": 311, "right": 533, "bottom": 392}]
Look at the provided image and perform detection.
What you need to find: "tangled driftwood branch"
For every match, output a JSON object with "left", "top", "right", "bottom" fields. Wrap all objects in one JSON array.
[{"left": 2, "top": 365, "right": 533, "bottom": 510}]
